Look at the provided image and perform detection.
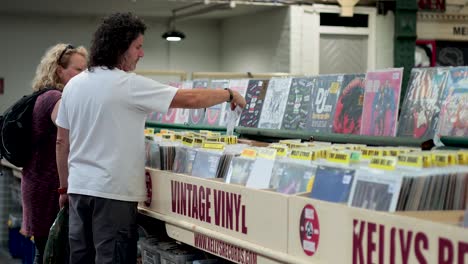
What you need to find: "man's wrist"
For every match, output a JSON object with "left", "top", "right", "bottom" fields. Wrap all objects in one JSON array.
[
  {"left": 224, "top": 88, "right": 233, "bottom": 103},
  {"left": 57, "top": 187, "right": 68, "bottom": 194}
]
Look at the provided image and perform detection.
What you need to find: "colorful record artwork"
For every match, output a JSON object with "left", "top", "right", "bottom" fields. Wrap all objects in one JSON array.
[
  {"left": 281, "top": 77, "right": 314, "bottom": 130},
  {"left": 332, "top": 74, "right": 365, "bottom": 134},
  {"left": 219, "top": 79, "right": 250, "bottom": 127},
  {"left": 360, "top": 68, "right": 403, "bottom": 137},
  {"left": 397, "top": 68, "right": 450, "bottom": 139},
  {"left": 437, "top": 67, "right": 468, "bottom": 137},
  {"left": 307, "top": 75, "right": 343, "bottom": 133},
  {"left": 258, "top": 77, "right": 292, "bottom": 129},
  {"left": 238, "top": 80, "right": 269, "bottom": 128}
]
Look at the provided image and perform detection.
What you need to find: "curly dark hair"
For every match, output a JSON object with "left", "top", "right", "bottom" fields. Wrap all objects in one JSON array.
[{"left": 89, "top": 12, "right": 146, "bottom": 70}]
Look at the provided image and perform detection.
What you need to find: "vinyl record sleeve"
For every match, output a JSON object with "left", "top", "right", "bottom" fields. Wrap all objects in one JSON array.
[
  {"left": 238, "top": 80, "right": 269, "bottom": 128},
  {"left": 258, "top": 77, "right": 293, "bottom": 129},
  {"left": 332, "top": 74, "right": 366, "bottom": 134},
  {"left": 307, "top": 74, "right": 344, "bottom": 133},
  {"left": 397, "top": 67, "right": 450, "bottom": 139},
  {"left": 281, "top": 77, "right": 314, "bottom": 130},
  {"left": 360, "top": 68, "right": 403, "bottom": 136}
]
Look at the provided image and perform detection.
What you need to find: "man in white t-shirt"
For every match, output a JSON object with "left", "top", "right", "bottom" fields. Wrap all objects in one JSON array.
[{"left": 55, "top": 12, "right": 245, "bottom": 264}]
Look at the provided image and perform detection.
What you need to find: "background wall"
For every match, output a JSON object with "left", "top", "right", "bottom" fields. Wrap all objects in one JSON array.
[
  {"left": 375, "top": 11, "right": 395, "bottom": 69},
  {"left": 219, "top": 7, "right": 291, "bottom": 73},
  {"left": 0, "top": 14, "right": 221, "bottom": 112}
]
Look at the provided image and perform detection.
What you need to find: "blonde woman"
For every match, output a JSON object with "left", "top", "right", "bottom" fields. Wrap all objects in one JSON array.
[{"left": 22, "top": 43, "right": 87, "bottom": 264}]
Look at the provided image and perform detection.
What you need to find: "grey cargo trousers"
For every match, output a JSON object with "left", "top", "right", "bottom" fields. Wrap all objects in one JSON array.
[{"left": 68, "top": 194, "right": 138, "bottom": 264}]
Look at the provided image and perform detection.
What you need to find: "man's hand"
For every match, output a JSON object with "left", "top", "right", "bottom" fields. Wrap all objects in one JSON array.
[
  {"left": 230, "top": 90, "right": 246, "bottom": 110},
  {"left": 59, "top": 194, "right": 68, "bottom": 208}
]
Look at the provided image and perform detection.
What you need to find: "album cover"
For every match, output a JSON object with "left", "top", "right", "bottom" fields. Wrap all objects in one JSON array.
[
  {"left": 145, "top": 140, "right": 161, "bottom": 169},
  {"left": 307, "top": 74, "right": 344, "bottom": 133},
  {"left": 245, "top": 157, "right": 276, "bottom": 189},
  {"left": 360, "top": 68, "right": 403, "bottom": 136},
  {"left": 172, "top": 146, "right": 198, "bottom": 175},
  {"left": 281, "top": 77, "right": 314, "bottom": 130},
  {"left": 309, "top": 165, "right": 355, "bottom": 203},
  {"left": 219, "top": 79, "right": 250, "bottom": 127},
  {"left": 191, "top": 149, "right": 223, "bottom": 179},
  {"left": 397, "top": 68, "right": 450, "bottom": 139},
  {"left": 225, "top": 157, "right": 255, "bottom": 185},
  {"left": 273, "top": 160, "right": 316, "bottom": 195},
  {"left": 203, "top": 80, "right": 230, "bottom": 126},
  {"left": 238, "top": 80, "right": 269, "bottom": 128},
  {"left": 159, "top": 144, "right": 176, "bottom": 171},
  {"left": 348, "top": 169, "right": 403, "bottom": 212},
  {"left": 437, "top": 66, "right": 468, "bottom": 137},
  {"left": 332, "top": 74, "right": 366, "bottom": 134},
  {"left": 258, "top": 77, "right": 293, "bottom": 129}
]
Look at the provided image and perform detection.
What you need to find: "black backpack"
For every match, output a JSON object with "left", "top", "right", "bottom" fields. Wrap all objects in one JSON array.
[{"left": 0, "top": 88, "right": 55, "bottom": 167}]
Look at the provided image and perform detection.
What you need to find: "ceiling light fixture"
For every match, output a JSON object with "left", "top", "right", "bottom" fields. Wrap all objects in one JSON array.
[
  {"left": 162, "top": 29, "right": 186, "bottom": 42},
  {"left": 162, "top": 11, "right": 186, "bottom": 42},
  {"left": 161, "top": 1, "right": 236, "bottom": 42}
]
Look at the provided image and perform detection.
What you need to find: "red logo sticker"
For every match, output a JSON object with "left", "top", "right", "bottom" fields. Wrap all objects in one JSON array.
[
  {"left": 145, "top": 170, "right": 152, "bottom": 207},
  {"left": 299, "top": 204, "right": 320, "bottom": 256}
]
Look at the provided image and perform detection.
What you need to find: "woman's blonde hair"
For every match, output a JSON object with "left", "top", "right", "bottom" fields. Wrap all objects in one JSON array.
[{"left": 32, "top": 43, "right": 88, "bottom": 92}]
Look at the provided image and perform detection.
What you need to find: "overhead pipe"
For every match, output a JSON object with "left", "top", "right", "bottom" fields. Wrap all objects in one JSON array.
[
  {"left": 171, "top": 2, "right": 235, "bottom": 22},
  {"left": 337, "top": 0, "right": 359, "bottom": 16}
]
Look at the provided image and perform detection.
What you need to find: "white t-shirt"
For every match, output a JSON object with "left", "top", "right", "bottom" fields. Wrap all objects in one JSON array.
[{"left": 56, "top": 67, "right": 178, "bottom": 202}]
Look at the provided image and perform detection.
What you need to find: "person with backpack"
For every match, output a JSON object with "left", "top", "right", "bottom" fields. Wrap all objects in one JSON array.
[
  {"left": 55, "top": 12, "right": 245, "bottom": 264},
  {"left": 21, "top": 43, "right": 87, "bottom": 264}
]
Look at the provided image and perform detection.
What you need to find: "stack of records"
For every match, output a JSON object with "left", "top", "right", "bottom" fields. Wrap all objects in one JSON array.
[
  {"left": 159, "top": 143, "right": 177, "bottom": 171},
  {"left": 396, "top": 167, "right": 467, "bottom": 211},
  {"left": 216, "top": 144, "right": 248, "bottom": 180},
  {"left": 190, "top": 148, "right": 224, "bottom": 179},
  {"left": 172, "top": 146, "right": 198, "bottom": 175},
  {"left": 225, "top": 156, "right": 255, "bottom": 185},
  {"left": 145, "top": 139, "right": 161, "bottom": 169}
]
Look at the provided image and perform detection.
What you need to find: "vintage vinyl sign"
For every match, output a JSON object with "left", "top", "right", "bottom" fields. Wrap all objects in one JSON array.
[{"left": 142, "top": 169, "right": 289, "bottom": 253}]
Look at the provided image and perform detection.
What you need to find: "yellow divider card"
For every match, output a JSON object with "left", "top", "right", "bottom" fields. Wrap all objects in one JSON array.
[{"left": 369, "top": 156, "right": 397, "bottom": 170}]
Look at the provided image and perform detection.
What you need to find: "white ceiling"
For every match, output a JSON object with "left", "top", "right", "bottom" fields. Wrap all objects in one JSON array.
[
  {"left": 0, "top": 0, "right": 289, "bottom": 19},
  {"left": 0, "top": 0, "right": 386, "bottom": 20}
]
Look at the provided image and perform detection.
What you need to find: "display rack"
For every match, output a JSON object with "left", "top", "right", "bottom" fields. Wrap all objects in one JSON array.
[
  {"left": 440, "top": 136, "right": 468, "bottom": 149},
  {"left": 145, "top": 121, "right": 227, "bottom": 133},
  {"left": 234, "top": 127, "right": 436, "bottom": 148},
  {"left": 138, "top": 169, "right": 468, "bottom": 264},
  {"left": 143, "top": 123, "right": 442, "bottom": 150}
]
